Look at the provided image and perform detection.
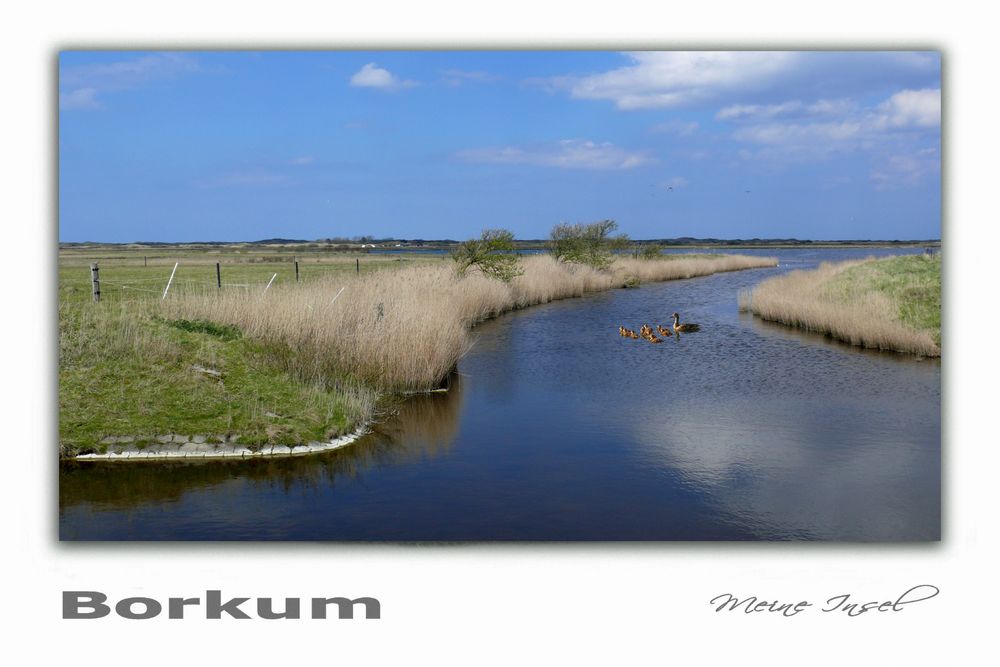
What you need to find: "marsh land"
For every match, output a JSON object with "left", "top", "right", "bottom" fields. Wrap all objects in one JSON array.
[
  {"left": 60, "top": 245, "right": 940, "bottom": 541},
  {"left": 59, "top": 242, "right": 774, "bottom": 456},
  {"left": 740, "top": 254, "right": 941, "bottom": 356}
]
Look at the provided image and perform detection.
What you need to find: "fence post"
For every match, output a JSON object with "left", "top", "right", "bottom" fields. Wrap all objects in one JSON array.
[
  {"left": 216, "top": 262, "right": 222, "bottom": 289},
  {"left": 356, "top": 258, "right": 360, "bottom": 274},
  {"left": 295, "top": 258, "right": 300, "bottom": 283},
  {"left": 90, "top": 263, "right": 100, "bottom": 303},
  {"left": 144, "top": 255, "right": 147, "bottom": 267},
  {"left": 263, "top": 273, "right": 277, "bottom": 293},
  {"left": 162, "top": 262, "right": 179, "bottom": 300}
]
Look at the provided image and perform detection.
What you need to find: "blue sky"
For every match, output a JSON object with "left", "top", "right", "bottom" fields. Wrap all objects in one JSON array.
[{"left": 58, "top": 51, "right": 941, "bottom": 242}]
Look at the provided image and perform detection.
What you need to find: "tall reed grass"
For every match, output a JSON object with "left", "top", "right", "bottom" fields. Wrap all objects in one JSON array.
[
  {"left": 163, "top": 253, "right": 776, "bottom": 391},
  {"left": 738, "top": 256, "right": 940, "bottom": 357}
]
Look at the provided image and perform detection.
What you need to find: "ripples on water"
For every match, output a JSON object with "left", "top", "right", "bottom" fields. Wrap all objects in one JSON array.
[{"left": 60, "top": 248, "right": 940, "bottom": 541}]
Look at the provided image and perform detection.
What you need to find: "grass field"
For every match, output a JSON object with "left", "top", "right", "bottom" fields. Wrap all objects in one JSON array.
[
  {"left": 59, "top": 246, "right": 445, "bottom": 306},
  {"left": 59, "top": 245, "right": 776, "bottom": 456},
  {"left": 739, "top": 254, "right": 941, "bottom": 356}
]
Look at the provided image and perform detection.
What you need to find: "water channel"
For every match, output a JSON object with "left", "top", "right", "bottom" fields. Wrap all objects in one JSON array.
[{"left": 59, "top": 247, "right": 940, "bottom": 541}]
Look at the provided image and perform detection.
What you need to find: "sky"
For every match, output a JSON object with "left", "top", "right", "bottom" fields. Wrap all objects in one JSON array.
[{"left": 58, "top": 51, "right": 941, "bottom": 242}]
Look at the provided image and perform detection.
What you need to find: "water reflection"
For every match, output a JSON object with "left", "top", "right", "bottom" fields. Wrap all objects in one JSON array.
[
  {"left": 628, "top": 396, "right": 939, "bottom": 540},
  {"left": 367, "top": 373, "right": 465, "bottom": 462},
  {"left": 60, "top": 375, "right": 465, "bottom": 517}
]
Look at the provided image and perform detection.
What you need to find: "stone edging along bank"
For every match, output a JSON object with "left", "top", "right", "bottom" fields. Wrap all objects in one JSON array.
[{"left": 73, "top": 427, "right": 369, "bottom": 461}]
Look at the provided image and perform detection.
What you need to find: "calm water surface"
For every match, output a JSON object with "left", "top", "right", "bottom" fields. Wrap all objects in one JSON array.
[{"left": 60, "top": 248, "right": 940, "bottom": 541}]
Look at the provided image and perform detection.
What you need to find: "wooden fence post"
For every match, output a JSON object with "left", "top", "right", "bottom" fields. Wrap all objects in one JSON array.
[
  {"left": 356, "top": 258, "right": 360, "bottom": 274},
  {"left": 90, "top": 263, "right": 100, "bottom": 303},
  {"left": 295, "top": 258, "right": 300, "bottom": 283},
  {"left": 216, "top": 262, "right": 221, "bottom": 289},
  {"left": 144, "top": 255, "right": 147, "bottom": 267}
]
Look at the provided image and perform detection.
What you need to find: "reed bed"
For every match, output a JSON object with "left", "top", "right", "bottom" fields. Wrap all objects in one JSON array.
[
  {"left": 163, "top": 253, "right": 776, "bottom": 391},
  {"left": 738, "top": 255, "right": 940, "bottom": 357}
]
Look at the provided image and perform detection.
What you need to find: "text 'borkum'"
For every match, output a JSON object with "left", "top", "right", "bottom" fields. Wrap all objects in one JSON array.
[{"left": 63, "top": 591, "right": 380, "bottom": 620}]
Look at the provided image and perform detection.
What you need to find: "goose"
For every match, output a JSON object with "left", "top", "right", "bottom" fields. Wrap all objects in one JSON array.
[{"left": 671, "top": 312, "right": 701, "bottom": 333}]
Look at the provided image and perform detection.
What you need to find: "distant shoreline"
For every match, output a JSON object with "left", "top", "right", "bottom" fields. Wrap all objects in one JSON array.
[{"left": 59, "top": 239, "right": 942, "bottom": 251}]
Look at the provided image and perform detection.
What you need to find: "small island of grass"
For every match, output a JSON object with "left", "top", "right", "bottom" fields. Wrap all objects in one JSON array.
[{"left": 739, "top": 253, "right": 940, "bottom": 356}]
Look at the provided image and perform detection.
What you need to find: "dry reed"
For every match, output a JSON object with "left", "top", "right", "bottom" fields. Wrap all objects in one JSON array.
[
  {"left": 163, "top": 253, "right": 776, "bottom": 391},
  {"left": 738, "top": 257, "right": 940, "bottom": 357}
]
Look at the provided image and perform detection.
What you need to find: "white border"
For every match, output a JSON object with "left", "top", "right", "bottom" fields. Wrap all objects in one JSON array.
[{"left": 5, "top": 2, "right": 996, "bottom": 664}]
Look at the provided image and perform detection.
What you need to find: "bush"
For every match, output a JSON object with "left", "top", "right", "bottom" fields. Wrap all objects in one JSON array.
[
  {"left": 451, "top": 228, "right": 524, "bottom": 282},
  {"left": 549, "top": 220, "right": 629, "bottom": 270},
  {"left": 640, "top": 243, "right": 664, "bottom": 259}
]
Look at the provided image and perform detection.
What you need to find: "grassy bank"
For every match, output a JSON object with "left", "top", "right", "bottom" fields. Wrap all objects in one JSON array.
[
  {"left": 60, "top": 251, "right": 775, "bottom": 455},
  {"left": 738, "top": 254, "right": 940, "bottom": 356}
]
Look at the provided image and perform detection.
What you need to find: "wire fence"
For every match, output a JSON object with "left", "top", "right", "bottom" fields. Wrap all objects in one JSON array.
[{"left": 74, "top": 258, "right": 367, "bottom": 304}]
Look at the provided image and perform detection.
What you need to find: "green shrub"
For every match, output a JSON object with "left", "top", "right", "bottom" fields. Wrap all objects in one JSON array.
[
  {"left": 640, "top": 244, "right": 664, "bottom": 260},
  {"left": 452, "top": 228, "right": 524, "bottom": 282},
  {"left": 549, "top": 220, "right": 629, "bottom": 270}
]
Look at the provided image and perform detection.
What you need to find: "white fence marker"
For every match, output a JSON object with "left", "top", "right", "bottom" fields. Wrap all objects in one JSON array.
[
  {"left": 263, "top": 273, "right": 278, "bottom": 293},
  {"left": 161, "top": 262, "right": 179, "bottom": 300},
  {"left": 329, "top": 286, "right": 346, "bottom": 305}
]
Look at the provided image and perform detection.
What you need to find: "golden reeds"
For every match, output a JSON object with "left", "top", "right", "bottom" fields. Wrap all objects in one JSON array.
[
  {"left": 738, "top": 257, "right": 940, "bottom": 357},
  {"left": 163, "top": 253, "right": 777, "bottom": 391}
]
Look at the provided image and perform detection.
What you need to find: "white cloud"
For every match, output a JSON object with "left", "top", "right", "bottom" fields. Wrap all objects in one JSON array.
[
  {"left": 872, "top": 88, "right": 940, "bottom": 129},
  {"left": 730, "top": 121, "right": 867, "bottom": 163},
  {"left": 349, "top": 63, "right": 417, "bottom": 91},
  {"left": 733, "top": 121, "right": 864, "bottom": 146},
  {"left": 553, "top": 51, "right": 800, "bottom": 110},
  {"left": 716, "top": 98, "right": 854, "bottom": 121},
  {"left": 870, "top": 148, "right": 940, "bottom": 190},
  {"left": 720, "top": 88, "right": 941, "bottom": 171},
  {"left": 59, "top": 87, "right": 100, "bottom": 110},
  {"left": 59, "top": 52, "right": 206, "bottom": 110},
  {"left": 454, "top": 139, "right": 655, "bottom": 170},
  {"left": 716, "top": 101, "right": 802, "bottom": 121},
  {"left": 807, "top": 98, "right": 856, "bottom": 117}
]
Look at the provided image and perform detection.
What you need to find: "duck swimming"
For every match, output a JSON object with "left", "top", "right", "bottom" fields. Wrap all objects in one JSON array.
[{"left": 671, "top": 312, "right": 701, "bottom": 333}]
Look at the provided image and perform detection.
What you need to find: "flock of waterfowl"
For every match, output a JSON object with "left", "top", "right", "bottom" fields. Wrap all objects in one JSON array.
[{"left": 619, "top": 312, "right": 701, "bottom": 344}]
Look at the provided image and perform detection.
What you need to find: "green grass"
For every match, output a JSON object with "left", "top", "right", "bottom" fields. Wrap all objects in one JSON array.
[
  {"left": 161, "top": 317, "right": 242, "bottom": 340},
  {"left": 824, "top": 254, "right": 941, "bottom": 344},
  {"left": 58, "top": 247, "right": 444, "bottom": 307},
  {"left": 57, "top": 245, "right": 772, "bottom": 457},
  {"left": 57, "top": 247, "right": 447, "bottom": 455},
  {"left": 58, "top": 297, "right": 373, "bottom": 456}
]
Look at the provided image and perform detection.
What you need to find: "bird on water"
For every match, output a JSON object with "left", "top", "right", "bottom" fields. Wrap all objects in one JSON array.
[{"left": 671, "top": 312, "right": 701, "bottom": 333}]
